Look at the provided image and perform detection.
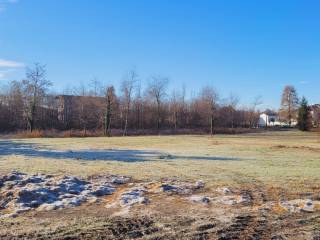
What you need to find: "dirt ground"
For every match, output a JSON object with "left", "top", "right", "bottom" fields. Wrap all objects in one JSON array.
[
  {"left": 0, "top": 131, "right": 320, "bottom": 239},
  {"left": 1, "top": 181, "right": 320, "bottom": 240}
]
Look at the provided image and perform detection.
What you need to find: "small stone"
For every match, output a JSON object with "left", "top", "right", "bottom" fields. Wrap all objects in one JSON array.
[
  {"left": 90, "top": 186, "right": 115, "bottom": 197},
  {"left": 88, "top": 197, "right": 99, "bottom": 204},
  {"left": 189, "top": 195, "right": 211, "bottom": 204},
  {"left": 38, "top": 203, "right": 58, "bottom": 211},
  {"left": 197, "top": 223, "right": 215, "bottom": 231},
  {"left": 161, "top": 184, "right": 178, "bottom": 192},
  {"left": 111, "top": 176, "right": 130, "bottom": 184},
  {"left": 216, "top": 187, "right": 232, "bottom": 194},
  {"left": 30, "top": 200, "right": 41, "bottom": 208},
  {"left": 0, "top": 213, "right": 18, "bottom": 218},
  {"left": 195, "top": 180, "right": 205, "bottom": 189},
  {"left": 15, "top": 207, "right": 31, "bottom": 214},
  {"left": 128, "top": 230, "right": 143, "bottom": 238}
]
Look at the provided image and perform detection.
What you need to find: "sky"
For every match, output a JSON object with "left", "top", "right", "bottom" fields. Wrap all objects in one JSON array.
[{"left": 0, "top": 0, "right": 320, "bottom": 109}]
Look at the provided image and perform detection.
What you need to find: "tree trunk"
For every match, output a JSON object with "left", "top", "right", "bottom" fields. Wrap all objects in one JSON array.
[
  {"left": 123, "top": 107, "right": 129, "bottom": 136},
  {"left": 210, "top": 115, "right": 214, "bottom": 135},
  {"left": 106, "top": 111, "right": 111, "bottom": 137},
  {"left": 137, "top": 104, "right": 141, "bottom": 130},
  {"left": 29, "top": 119, "right": 34, "bottom": 132},
  {"left": 174, "top": 111, "right": 178, "bottom": 130},
  {"left": 29, "top": 105, "right": 36, "bottom": 132},
  {"left": 105, "top": 98, "right": 112, "bottom": 137},
  {"left": 157, "top": 100, "right": 160, "bottom": 132}
]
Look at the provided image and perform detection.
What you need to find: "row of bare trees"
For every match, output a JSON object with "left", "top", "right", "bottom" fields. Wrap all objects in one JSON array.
[
  {"left": 0, "top": 64, "right": 55, "bottom": 132},
  {"left": 0, "top": 64, "right": 265, "bottom": 134}
]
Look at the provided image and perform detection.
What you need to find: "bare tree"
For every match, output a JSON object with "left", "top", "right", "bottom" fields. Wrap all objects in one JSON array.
[
  {"left": 146, "top": 76, "right": 169, "bottom": 131},
  {"left": 104, "top": 86, "right": 116, "bottom": 136},
  {"left": 89, "top": 77, "right": 103, "bottom": 97},
  {"left": 1, "top": 65, "right": 313, "bottom": 135},
  {"left": 200, "top": 86, "right": 219, "bottom": 135},
  {"left": 22, "top": 63, "right": 52, "bottom": 132},
  {"left": 227, "top": 93, "right": 239, "bottom": 128},
  {"left": 0, "top": 84, "right": 10, "bottom": 131},
  {"left": 133, "top": 80, "right": 143, "bottom": 130},
  {"left": 121, "top": 70, "right": 138, "bottom": 136},
  {"left": 170, "top": 90, "right": 180, "bottom": 130},
  {"left": 248, "top": 96, "right": 262, "bottom": 127},
  {"left": 76, "top": 83, "right": 90, "bottom": 135},
  {"left": 180, "top": 84, "right": 187, "bottom": 128},
  {"left": 280, "top": 85, "right": 299, "bottom": 126},
  {"left": 7, "top": 81, "right": 25, "bottom": 129}
]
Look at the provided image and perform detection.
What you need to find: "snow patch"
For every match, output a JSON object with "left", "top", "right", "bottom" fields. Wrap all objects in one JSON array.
[
  {"left": 280, "top": 199, "right": 320, "bottom": 213},
  {"left": 120, "top": 187, "right": 149, "bottom": 207},
  {"left": 0, "top": 171, "right": 130, "bottom": 218}
]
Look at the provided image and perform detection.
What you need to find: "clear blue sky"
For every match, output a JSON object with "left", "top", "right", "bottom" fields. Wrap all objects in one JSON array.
[{"left": 0, "top": 0, "right": 319, "bottom": 109}]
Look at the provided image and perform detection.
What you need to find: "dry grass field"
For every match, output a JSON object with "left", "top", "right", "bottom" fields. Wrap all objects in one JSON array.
[{"left": 0, "top": 130, "right": 320, "bottom": 239}]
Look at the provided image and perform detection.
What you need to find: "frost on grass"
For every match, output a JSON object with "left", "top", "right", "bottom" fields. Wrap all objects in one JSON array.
[
  {"left": 0, "top": 171, "right": 130, "bottom": 218},
  {"left": 279, "top": 199, "right": 320, "bottom": 213}
]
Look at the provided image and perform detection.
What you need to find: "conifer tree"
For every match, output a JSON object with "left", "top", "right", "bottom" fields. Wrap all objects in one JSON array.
[{"left": 297, "top": 97, "right": 312, "bottom": 131}]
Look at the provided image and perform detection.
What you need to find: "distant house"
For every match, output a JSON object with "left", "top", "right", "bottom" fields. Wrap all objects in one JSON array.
[
  {"left": 310, "top": 104, "right": 320, "bottom": 127},
  {"left": 258, "top": 109, "right": 299, "bottom": 128},
  {"left": 258, "top": 110, "right": 280, "bottom": 127}
]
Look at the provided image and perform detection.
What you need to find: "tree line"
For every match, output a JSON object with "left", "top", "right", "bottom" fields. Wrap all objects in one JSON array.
[{"left": 0, "top": 63, "right": 317, "bottom": 135}]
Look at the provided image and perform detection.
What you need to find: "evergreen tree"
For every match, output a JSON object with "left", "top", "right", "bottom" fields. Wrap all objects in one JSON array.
[{"left": 297, "top": 97, "right": 312, "bottom": 131}]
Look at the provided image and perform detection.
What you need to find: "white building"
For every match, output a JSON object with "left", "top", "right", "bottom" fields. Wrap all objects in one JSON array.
[
  {"left": 258, "top": 110, "right": 298, "bottom": 127},
  {"left": 310, "top": 104, "right": 320, "bottom": 127},
  {"left": 258, "top": 111, "right": 280, "bottom": 127}
]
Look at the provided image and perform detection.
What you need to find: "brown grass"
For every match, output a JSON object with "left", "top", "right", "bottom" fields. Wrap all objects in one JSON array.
[{"left": 2, "top": 127, "right": 266, "bottom": 139}]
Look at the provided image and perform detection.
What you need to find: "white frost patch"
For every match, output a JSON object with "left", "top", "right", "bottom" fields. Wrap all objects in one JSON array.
[
  {"left": 280, "top": 199, "right": 320, "bottom": 213},
  {"left": 0, "top": 171, "right": 130, "bottom": 218},
  {"left": 105, "top": 186, "right": 149, "bottom": 215},
  {"left": 215, "top": 195, "right": 250, "bottom": 205},
  {"left": 214, "top": 187, "right": 251, "bottom": 205},
  {"left": 120, "top": 187, "right": 149, "bottom": 207},
  {"left": 189, "top": 194, "right": 249, "bottom": 206}
]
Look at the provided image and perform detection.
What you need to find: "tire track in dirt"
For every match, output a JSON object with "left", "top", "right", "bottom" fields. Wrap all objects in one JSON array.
[
  {"left": 0, "top": 217, "right": 159, "bottom": 240},
  {"left": 217, "top": 211, "right": 272, "bottom": 240}
]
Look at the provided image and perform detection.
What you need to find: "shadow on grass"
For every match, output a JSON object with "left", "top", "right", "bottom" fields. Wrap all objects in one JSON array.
[
  {"left": 0, "top": 140, "right": 242, "bottom": 162},
  {"left": 169, "top": 156, "right": 240, "bottom": 161}
]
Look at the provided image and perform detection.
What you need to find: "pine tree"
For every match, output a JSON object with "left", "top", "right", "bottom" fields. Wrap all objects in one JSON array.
[{"left": 297, "top": 97, "right": 312, "bottom": 131}]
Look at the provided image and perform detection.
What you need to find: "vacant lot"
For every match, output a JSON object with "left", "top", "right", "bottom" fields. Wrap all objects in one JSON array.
[{"left": 0, "top": 131, "right": 320, "bottom": 239}]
